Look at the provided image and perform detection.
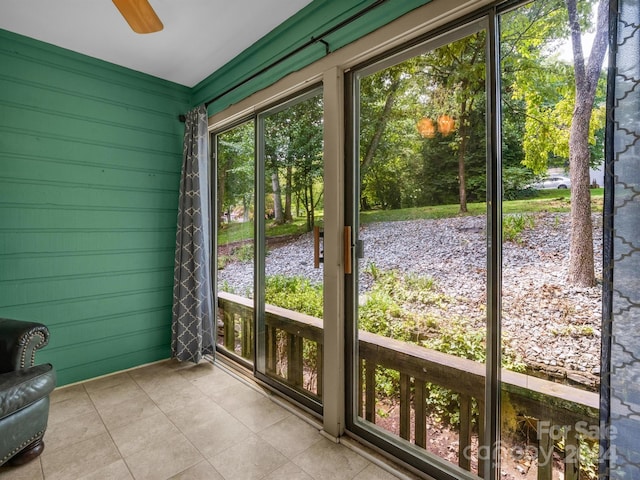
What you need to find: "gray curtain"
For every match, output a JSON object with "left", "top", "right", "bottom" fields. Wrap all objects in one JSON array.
[
  {"left": 602, "top": 0, "right": 640, "bottom": 476},
  {"left": 171, "top": 105, "right": 214, "bottom": 363}
]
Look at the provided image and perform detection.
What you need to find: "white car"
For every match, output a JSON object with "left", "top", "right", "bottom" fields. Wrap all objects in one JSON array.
[{"left": 531, "top": 176, "right": 571, "bottom": 189}]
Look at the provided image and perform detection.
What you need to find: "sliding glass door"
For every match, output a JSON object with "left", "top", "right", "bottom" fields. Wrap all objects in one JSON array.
[
  {"left": 212, "top": 1, "right": 606, "bottom": 477},
  {"left": 498, "top": 2, "right": 603, "bottom": 479},
  {"left": 347, "top": 1, "right": 604, "bottom": 478},
  {"left": 348, "top": 22, "right": 489, "bottom": 479},
  {"left": 256, "top": 88, "right": 325, "bottom": 409},
  {"left": 215, "top": 119, "right": 256, "bottom": 366},
  {"left": 214, "top": 88, "right": 325, "bottom": 410}
]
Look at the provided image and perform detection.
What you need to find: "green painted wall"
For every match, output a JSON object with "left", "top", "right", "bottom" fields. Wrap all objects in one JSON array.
[
  {"left": 0, "top": 0, "right": 428, "bottom": 386},
  {"left": 0, "top": 29, "right": 191, "bottom": 385},
  {"left": 192, "top": 0, "right": 430, "bottom": 114}
]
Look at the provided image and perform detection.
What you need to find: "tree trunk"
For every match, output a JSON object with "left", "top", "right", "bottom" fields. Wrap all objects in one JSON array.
[
  {"left": 360, "top": 73, "right": 402, "bottom": 178},
  {"left": 217, "top": 173, "right": 225, "bottom": 228},
  {"left": 457, "top": 101, "right": 470, "bottom": 214},
  {"left": 284, "top": 165, "right": 293, "bottom": 222},
  {"left": 216, "top": 156, "right": 232, "bottom": 228},
  {"left": 271, "top": 172, "right": 284, "bottom": 224},
  {"left": 567, "top": 101, "right": 595, "bottom": 286},
  {"left": 565, "top": 0, "right": 608, "bottom": 286},
  {"left": 307, "top": 182, "right": 315, "bottom": 232},
  {"left": 242, "top": 196, "right": 250, "bottom": 222},
  {"left": 457, "top": 131, "right": 468, "bottom": 213}
]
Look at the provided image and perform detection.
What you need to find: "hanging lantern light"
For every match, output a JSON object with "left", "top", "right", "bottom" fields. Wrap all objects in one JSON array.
[
  {"left": 417, "top": 117, "right": 436, "bottom": 138},
  {"left": 437, "top": 115, "right": 455, "bottom": 136}
]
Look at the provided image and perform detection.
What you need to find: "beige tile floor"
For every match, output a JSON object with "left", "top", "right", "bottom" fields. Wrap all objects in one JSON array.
[{"left": 0, "top": 360, "right": 414, "bottom": 480}]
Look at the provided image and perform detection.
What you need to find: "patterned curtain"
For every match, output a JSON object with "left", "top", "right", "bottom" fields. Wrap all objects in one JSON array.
[
  {"left": 171, "top": 105, "right": 214, "bottom": 363},
  {"left": 602, "top": 0, "right": 640, "bottom": 476}
]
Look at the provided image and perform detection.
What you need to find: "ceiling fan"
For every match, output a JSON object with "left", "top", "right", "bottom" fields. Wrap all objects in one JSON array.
[{"left": 112, "top": 0, "right": 163, "bottom": 34}]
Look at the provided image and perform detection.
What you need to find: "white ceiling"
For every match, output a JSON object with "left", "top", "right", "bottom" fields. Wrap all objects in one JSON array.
[{"left": 0, "top": 0, "right": 314, "bottom": 87}]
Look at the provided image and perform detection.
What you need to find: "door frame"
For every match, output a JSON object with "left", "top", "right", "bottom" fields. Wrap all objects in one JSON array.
[{"left": 343, "top": 6, "right": 505, "bottom": 479}]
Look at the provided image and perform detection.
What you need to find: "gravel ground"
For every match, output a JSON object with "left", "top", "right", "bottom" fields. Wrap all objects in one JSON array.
[{"left": 218, "top": 212, "right": 603, "bottom": 390}]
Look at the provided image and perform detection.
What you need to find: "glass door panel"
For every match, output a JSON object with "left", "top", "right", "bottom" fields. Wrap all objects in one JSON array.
[
  {"left": 215, "top": 120, "right": 256, "bottom": 365},
  {"left": 351, "top": 25, "right": 488, "bottom": 477},
  {"left": 257, "top": 89, "right": 324, "bottom": 406},
  {"left": 499, "top": 2, "right": 603, "bottom": 479}
]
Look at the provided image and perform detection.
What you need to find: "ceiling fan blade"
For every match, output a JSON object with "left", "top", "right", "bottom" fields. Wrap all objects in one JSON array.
[{"left": 112, "top": 0, "right": 163, "bottom": 34}]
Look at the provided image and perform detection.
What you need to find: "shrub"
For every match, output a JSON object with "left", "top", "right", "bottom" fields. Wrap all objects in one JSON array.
[
  {"left": 503, "top": 213, "right": 535, "bottom": 243},
  {"left": 502, "top": 166, "right": 538, "bottom": 200},
  {"left": 265, "top": 275, "right": 323, "bottom": 318}
]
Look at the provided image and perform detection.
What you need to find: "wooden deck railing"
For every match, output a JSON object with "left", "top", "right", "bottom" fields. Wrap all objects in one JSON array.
[{"left": 217, "top": 291, "right": 599, "bottom": 479}]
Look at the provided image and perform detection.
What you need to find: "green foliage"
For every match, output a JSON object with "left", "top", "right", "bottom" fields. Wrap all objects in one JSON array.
[
  {"left": 554, "top": 430, "right": 599, "bottom": 480},
  {"left": 503, "top": 213, "right": 535, "bottom": 243},
  {"left": 422, "top": 320, "right": 486, "bottom": 362},
  {"left": 502, "top": 166, "right": 538, "bottom": 200},
  {"left": 216, "top": 121, "right": 255, "bottom": 229},
  {"left": 264, "top": 275, "right": 323, "bottom": 318},
  {"left": 264, "top": 275, "right": 324, "bottom": 392},
  {"left": 578, "top": 439, "right": 599, "bottom": 480},
  {"left": 217, "top": 255, "right": 231, "bottom": 270},
  {"left": 217, "top": 220, "right": 253, "bottom": 244},
  {"left": 501, "top": 0, "right": 607, "bottom": 175},
  {"left": 359, "top": 289, "right": 413, "bottom": 341},
  {"left": 418, "top": 320, "right": 525, "bottom": 426},
  {"left": 234, "top": 244, "right": 254, "bottom": 262},
  {"left": 356, "top": 188, "right": 602, "bottom": 225},
  {"left": 218, "top": 243, "right": 254, "bottom": 270},
  {"left": 219, "top": 280, "right": 234, "bottom": 294},
  {"left": 264, "top": 93, "right": 324, "bottom": 228},
  {"left": 356, "top": 268, "right": 526, "bottom": 428}
]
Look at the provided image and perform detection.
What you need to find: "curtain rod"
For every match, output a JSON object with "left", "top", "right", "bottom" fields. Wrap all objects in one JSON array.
[{"left": 179, "top": 0, "right": 389, "bottom": 122}]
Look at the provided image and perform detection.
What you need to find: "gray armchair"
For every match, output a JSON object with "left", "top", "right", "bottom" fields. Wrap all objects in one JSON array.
[{"left": 0, "top": 319, "right": 56, "bottom": 466}]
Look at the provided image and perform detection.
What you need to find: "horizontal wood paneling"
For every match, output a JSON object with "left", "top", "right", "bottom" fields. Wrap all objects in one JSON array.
[{"left": 0, "top": 29, "right": 190, "bottom": 385}]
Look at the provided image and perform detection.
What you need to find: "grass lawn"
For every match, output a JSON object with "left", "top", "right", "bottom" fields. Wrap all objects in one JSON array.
[
  {"left": 218, "top": 188, "right": 604, "bottom": 244},
  {"left": 360, "top": 188, "right": 603, "bottom": 223},
  {"left": 218, "top": 216, "right": 323, "bottom": 245}
]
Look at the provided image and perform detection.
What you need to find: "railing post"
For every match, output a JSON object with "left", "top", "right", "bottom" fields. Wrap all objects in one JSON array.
[
  {"left": 223, "top": 309, "right": 235, "bottom": 352},
  {"left": 459, "top": 394, "right": 472, "bottom": 471},
  {"left": 266, "top": 325, "right": 277, "bottom": 374},
  {"left": 400, "top": 373, "right": 410, "bottom": 440},
  {"left": 241, "top": 314, "right": 252, "bottom": 359},
  {"left": 537, "top": 420, "right": 553, "bottom": 480},
  {"left": 287, "top": 332, "right": 303, "bottom": 387},
  {"left": 414, "top": 379, "right": 426, "bottom": 448},
  {"left": 365, "top": 358, "right": 376, "bottom": 423},
  {"left": 316, "top": 343, "right": 323, "bottom": 397},
  {"left": 564, "top": 427, "right": 579, "bottom": 480}
]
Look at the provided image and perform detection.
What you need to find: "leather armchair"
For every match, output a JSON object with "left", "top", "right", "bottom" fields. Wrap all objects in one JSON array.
[{"left": 0, "top": 319, "right": 56, "bottom": 466}]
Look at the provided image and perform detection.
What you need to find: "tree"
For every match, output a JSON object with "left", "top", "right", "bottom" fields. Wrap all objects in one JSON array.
[
  {"left": 504, "top": 0, "right": 607, "bottom": 286},
  {"left": 216, "top": 122, "right": 254, "bottom": 228},
  {"left": 422, "top": 32, "right": 486, "bottom": 213},
  {"left": 263, "top": 94, "right": 323, "bottom": 229},
  {"left": 358, "top": 65, "right": 416, "bottom": 210},
  {"left": 358, "top": 41, "right": 488, "bottom": 213},
  {"left": 566, "top": 0, "right": 608, "bottom": 286}
]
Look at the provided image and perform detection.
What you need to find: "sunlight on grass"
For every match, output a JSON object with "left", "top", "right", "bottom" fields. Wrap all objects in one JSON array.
[
  {"left": 218, "top": 216, "right": 324, "bottom": 245},
  {"left": 361, "top": 188, "right": 603, "bottom": 224},
  {"left": 218, "top": 189, "right": 603, "bottom": 243}
]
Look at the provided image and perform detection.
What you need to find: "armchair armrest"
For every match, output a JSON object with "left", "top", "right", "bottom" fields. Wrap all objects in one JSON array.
[
  {"left": 0, "top": 319, "right": 50, "bottom": 373},
  {"left": 0, "top": 364, "right": 56, "bottom": 420}
]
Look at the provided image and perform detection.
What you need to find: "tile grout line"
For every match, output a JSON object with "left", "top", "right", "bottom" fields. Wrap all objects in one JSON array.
[
  {"left": 124, "top": 365, "right": 206, "bottom": 480},
  {"left": 82, "top": 377, "right": 139, "bottom": 480},
  {"left": 158, "top": 367, "right": 228, "bottom": 480}
]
